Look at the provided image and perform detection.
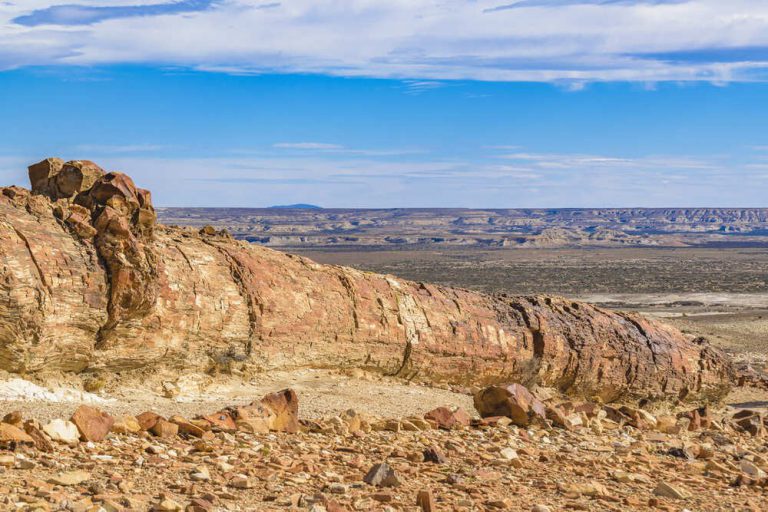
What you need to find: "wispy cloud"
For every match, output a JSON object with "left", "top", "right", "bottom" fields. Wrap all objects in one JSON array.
[
  {"left": 12, "top": 1, "right": 221, "bottom": 27},
  {"left": 3, "top": 1, "right": 768, "bottom": 83},
  {"left": 273, "top": 142, "right": 344, "bottom": 150},
  {"left": 75, "top": 143, "right": 170, "bottom": 153},
  {"left": 2, "top": 148, "right": 767, "bottom": 207},
  {"left": 499, "top": 151, "right": 719, "bottom": 170},
  {"left": 273, "top": 142, "right": 426, "bottom": 157}
]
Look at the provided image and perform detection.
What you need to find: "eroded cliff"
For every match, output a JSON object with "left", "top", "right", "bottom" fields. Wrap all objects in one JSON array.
[{"left": 0, "top": 159, "right": 734, "bottom": 402}]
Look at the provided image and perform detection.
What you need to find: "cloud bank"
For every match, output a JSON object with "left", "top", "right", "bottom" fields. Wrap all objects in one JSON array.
[{"left": 2, "top": 1, "right": 768, "bottom": 83}]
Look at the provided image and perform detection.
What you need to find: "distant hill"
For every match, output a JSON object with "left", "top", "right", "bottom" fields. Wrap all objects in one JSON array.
[
  {"left": 268, "top": 204, "right": 322, "bottom": 209},
  {"left": 158, "top": 207, "right": 768, "bottom": 250}
]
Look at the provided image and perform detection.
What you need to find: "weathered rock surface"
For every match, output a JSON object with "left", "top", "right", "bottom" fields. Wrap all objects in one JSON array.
[{"left": 0, "top": 159, "right": 735, "bottom": 402}]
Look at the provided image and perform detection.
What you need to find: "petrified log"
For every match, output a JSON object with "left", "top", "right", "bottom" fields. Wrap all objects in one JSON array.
[{"left": 0, "top": 159, "right": 734, "bottom": 402}]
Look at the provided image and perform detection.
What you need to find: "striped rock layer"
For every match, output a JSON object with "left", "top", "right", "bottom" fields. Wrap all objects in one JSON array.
[{"left": 0, "top": 159, "right": 733, "bottom": 403}]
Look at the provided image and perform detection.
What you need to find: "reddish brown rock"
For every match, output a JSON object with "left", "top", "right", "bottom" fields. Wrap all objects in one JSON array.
[
  {"left": 136, "top": 412, "right": 162, "bottom": 431},
  {"left": 169, "top": 416, "right": 208, "bottom": 438},
  {"left": 416, "top": 489, "right": 436, "bottom": 512},
  {"left": 424, "top": 406, "right": 471, "bottom": 430},
  {"left": 23, "top": 421, "right": 54, "bottom": 452},
  {"left": 0, "top": 158, "right": 735, "bottom": 403},
  {"left": 732, "top": 410, "right": 765, "bottom": 437},
  {"left": 71, "top": 405, "right": 114, "bottom": 442},
  {"left": 200, "top": 411, "right": 237, "bottom": 432},
  {"left": 473, "top": 383, "right": 547, "bottom": 426}
]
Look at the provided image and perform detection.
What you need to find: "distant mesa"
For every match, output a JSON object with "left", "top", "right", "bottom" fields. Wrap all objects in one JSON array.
[{"left": 268, "top": 203, "right": 321, "bottom": 209}]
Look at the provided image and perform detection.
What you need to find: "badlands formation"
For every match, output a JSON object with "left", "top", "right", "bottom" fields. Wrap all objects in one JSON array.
[{"left": 0, "top": 159, "right": 765, "bottom": 511}]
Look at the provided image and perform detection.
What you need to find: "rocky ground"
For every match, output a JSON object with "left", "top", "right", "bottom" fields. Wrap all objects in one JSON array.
[{"left": 0, "top": 371, "right": 767, "bottom": 511}]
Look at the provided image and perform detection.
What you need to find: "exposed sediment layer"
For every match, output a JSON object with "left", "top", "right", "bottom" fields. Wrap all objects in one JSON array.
[{"left": 0, "top": 159, "right": 734, "bottom": 402}]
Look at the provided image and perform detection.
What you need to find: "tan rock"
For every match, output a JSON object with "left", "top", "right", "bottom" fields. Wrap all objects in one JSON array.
[
  {"left": 111, "top": 415, "right": 142, "bottom": 434},
  {"left": 416, "top": 489, "right": 436, "bottom": 512},
  {"left": 0, "top": 422, "right": 35, "bottom": 448},
  {"left": 49, "top": 470, "right": 91, "bottom": 487},
  {"left": 653, "top": 481, "right": 690, "bottom": 500},
  {"left": 169, "top": 415, "right": 208, "bottom": 438},
  {"left": 150, "top": 419, "right": 179, "bottom": 438}
]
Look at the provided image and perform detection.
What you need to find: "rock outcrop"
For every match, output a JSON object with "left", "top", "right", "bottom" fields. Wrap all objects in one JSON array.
[{"left": 0, "top": 159, "right": 734, "bottom": 402}]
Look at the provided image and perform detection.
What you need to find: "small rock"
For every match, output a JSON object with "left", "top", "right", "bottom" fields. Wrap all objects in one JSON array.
[
  {"left": 190, "top": 466, "right": 211, "bottom": 482},
  {"left": 423, "top": 446, "right": 447, "bottom": 464},
  {"left": 363, "top": 463, "right": 401, "bottom": 487},
  {"left": 151, "top": 418, "right": 180, "bottom": 438},
  {"left": 653, "top": 481, "right": 690, "bottom": 500},
  {"left": 111, "top": 415, "right": 142, "bottom": 435},
  {"left": 424, "top": 406, "right": 471, "bottom": 430},
  {"left": 416, "top": 489, "right": 436, "bottom": 512},
  {"left": 155, "top": 498, "right": 183, "bottom": 511},
  {"left": 229, "top": 474, "right": 253, "bottom": 489},
  {"left": 49, "top": 470, "right": 91, "bottom": 486}
]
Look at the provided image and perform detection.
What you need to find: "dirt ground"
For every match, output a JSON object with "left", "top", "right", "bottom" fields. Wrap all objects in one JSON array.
[{"left": 0, "top": 369, "right": 474, "bottom": 425}]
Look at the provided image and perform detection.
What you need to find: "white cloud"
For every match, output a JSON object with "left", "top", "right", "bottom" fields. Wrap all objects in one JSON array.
[
  {"left": 2, "top": 148, "right": 767, "bottom": 206},
  {"left": 273, "top": 142, "right": 344, "bottom": 150},
  {"left": 2, "top": 1, "right": 768, "bottom": 82},
  {"left": 499, "top": 152, "right": 719, "bottom": 170}
]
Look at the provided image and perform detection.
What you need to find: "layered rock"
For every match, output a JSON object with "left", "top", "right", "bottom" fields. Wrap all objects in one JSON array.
[{"left": 0, "top": 159, "right": 734, "bottom": 402}]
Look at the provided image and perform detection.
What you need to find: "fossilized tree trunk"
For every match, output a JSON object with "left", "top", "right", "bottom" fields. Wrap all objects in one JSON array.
[{"left": 0, "top": 159, "right": 734, "bottom": 402}]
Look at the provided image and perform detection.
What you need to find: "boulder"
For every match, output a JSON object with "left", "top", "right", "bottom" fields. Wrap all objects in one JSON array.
[
  {"left": 42, "top": 419, "right": 80, "bottom": 446},
  {"left": 71, "top": 405, "right": 114, "bottom": 442},
  {"left": 112, "top": 415, "right": 142, "bottom": 434},
  {"left": 55, "top": 160, "right": 105, "bottom": 199},
  {"left": 28, "top": 158, "right": 64, "bottom": 197},
  {"left": 473, "top": 383, "right": 547, "bottom": 427}
]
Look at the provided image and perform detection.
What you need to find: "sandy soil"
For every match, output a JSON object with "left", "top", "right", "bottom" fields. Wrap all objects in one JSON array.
[{"left": 0, "top": 369, "right": 474, "bottom": 424}]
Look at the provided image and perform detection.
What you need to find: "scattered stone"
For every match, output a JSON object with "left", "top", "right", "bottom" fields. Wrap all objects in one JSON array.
[
  {"left": 424, "top": 406, "right": 471, "bottom": 430},
  {"left": 423, "top": 446, "right": 447, "bottom": 464},
  {"left": 150, "top": 418, "right": 180, "bottom": 438},
  {"left": 363, "top": 463, "right": 401, "bottom": 487},
  {"left": 49, "top": 470, "right": 91, "bottom": 486},
  {"left": 653, "top": 481, "right": 691, "bottom": 500},
  {"left": 473, "top": 383, "right": 547, "bottom": 427},
  {"left": 416, "top": 489, "right": 436, "bottom": 512},
  {"left": 0, "top": 422, "right": 35, "bottom": 449},
  {"left": 111, "top": 415, "right": 142, "bottom": 434}
]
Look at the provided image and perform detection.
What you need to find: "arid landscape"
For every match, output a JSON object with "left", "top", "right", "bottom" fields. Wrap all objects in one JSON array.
[
  {"left": 3, "top": 1, "right": 768, "bottom": 510},
  {"left": 0, "top": 160, "right": 764, "bottom": 511}
]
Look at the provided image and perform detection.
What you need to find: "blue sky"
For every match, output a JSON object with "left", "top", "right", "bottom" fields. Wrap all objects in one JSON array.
[{"left": 1, "top": 1, "right": 768, "bottom": 207}]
